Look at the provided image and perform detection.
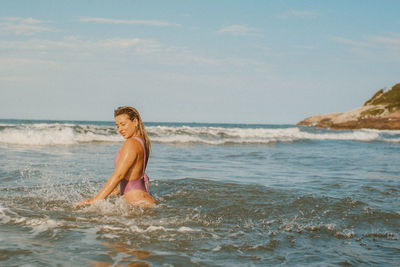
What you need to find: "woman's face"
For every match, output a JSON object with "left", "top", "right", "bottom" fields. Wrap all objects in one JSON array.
[{"left": 115, "top": 114, "right": 138, "bottom": 139}]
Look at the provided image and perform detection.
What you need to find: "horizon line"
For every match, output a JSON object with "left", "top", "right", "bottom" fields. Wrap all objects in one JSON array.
[{"left": 0, "top": 117, "right": 297, "bottom": 126}]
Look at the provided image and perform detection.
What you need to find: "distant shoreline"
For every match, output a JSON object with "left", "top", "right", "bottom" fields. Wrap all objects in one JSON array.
[{"left": 297, "top": 83, "right": 400, "bottom": 130}]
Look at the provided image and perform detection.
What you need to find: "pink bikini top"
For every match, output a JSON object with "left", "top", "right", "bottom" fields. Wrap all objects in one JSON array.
[{"left": 114, "top": 137, "right": 150, "bottom": 195}]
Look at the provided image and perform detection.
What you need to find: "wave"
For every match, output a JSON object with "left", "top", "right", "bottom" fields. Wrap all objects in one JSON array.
[
  {"left": 0, "top": 122, "right": 399, "bottom": 146},
  {"left": 147, "top": 125, "right": 392, "bottom": 144},
  {"left": 0, "top": 122, "right": 121, "bottom": 145}
]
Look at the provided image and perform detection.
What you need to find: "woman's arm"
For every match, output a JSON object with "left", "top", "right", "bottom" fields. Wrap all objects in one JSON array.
[{"left": 76, "top": 140, "right": 140, "bottom": 206}]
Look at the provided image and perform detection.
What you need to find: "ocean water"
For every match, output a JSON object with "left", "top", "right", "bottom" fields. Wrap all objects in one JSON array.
[{"left": 0, "top": 119, "right": 399, "bottom": 266}]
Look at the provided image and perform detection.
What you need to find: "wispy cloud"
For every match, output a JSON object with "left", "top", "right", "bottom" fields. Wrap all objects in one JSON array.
[
  {"left": 0, "top": 57, "right": 59, "bottom": 82},
  {"left": 277, "top": 10, "right": 320, "bottom": 19},
  {"left": 293, "top": 44, "right": 318, "bottom": 50},
  {"left": 331, "top": 36, "right": 371, "bottom": 48},
  {"left": 79, "top": 17, "right": 180, "bottom": 27},
  {"left": 332, "top": 34, "right": 400, "bottom": 49},
  {"left": 332, "top": 33, "right": 400, "bottom": 60},
  {"left": 0, "top": 36, "right": 162, "bottom": 54},
  {"left": 369, "top": 35, "right": 400, "bottom": 47},
  {"left": 0, "top": 35, "right": 268, "bottom": 73},
  {"left": 217, "top": 25, "right": 261, "bottom": 37},
  {"left": 0, "top": 17, "right": 57, "bottom": 35}
]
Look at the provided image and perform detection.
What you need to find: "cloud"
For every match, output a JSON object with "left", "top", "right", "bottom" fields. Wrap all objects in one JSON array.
[
  {"left": 0, "top": 57, "right": 56, "bottom": 66},
  {"left": 0, "top": 35, "right": 269, "bottom": 74},
  {"left": 332, "top": 34, "right": 400, "bottom": 49},
  {"left": 0, "top": 17, "right": 57, "bottom": 35},
  {"left": 0, "top": 36, "right": 162, "bottom": 54},
  {"left": 166, "top": 49, "right": 265, "bottom": 69},
  {"left": 79, "top": 17, "right": 180, "bottom": 27},
  {"left": 369, "top": 35, "right": 400, "bottom": 47},
  {"left": 331, "top": 34, "right": 400, "bottom": 60},
  {"left": 292, "top": 44, "right": 318, "bottom": 50},
  {"left": 331, "top": 36, "right": 372, "bottom": 47},
  {"left": 217, "top": 25, "right": 261, "bottom": 37},
  {"left": 0, "top": 57, "right": 59, "bottom": 82},
  {"left": 277, "top": 10, "right": 320, "bottom": 19}
]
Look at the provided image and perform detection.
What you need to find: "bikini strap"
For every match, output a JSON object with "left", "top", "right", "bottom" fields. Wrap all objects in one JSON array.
[
  {"left": 131, "top": 137, "right": 146, "bottom": 174},
  {"left": 131, "top": 137, "right": 150, "bottom": 194}
]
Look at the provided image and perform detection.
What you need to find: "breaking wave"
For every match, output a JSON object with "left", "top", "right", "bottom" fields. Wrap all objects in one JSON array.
[{"left": 0, "top": 121, "right": 399, "bottom": 146}]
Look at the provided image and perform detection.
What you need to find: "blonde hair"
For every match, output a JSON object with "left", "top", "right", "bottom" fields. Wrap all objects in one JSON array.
[{"left": 114, "top": 106, "right": 151, "bottom": 163}]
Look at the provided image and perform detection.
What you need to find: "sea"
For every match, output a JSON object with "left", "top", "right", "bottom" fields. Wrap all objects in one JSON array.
[{"left": 0, "top": 119, "right": 399, "bottom": 266}]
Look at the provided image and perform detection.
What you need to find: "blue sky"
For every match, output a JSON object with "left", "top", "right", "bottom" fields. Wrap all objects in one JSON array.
[{"left": 1, "top": 0, "right": 399, "bottom": 123}]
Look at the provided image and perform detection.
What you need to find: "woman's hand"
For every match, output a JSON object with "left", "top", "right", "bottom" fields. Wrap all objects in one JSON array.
[
  {"left": 75, "top": 138, "right": 137, "bottom": 207},
  {"left": 75, "top": 197, "right": 96, "bottom": 207}
]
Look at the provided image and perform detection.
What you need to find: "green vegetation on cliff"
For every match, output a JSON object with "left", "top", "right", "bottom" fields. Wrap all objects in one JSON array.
[
  {"left": 364, "top": 83, "right": 400, "bottom": 112},
  {"left": 298, "top": 82, "right": 400, "bottom": 129}
]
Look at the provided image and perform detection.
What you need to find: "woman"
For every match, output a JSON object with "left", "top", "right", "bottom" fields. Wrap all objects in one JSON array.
[{"left": 76, "top": 106, "right": 156, "bottom": 207}]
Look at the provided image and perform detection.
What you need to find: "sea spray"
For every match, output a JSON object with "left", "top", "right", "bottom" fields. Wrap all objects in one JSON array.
[{"left": 0, "top": 119, "right": 399, "bottom": 266}]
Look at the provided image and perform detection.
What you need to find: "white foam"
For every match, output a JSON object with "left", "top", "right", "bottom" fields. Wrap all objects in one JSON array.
[
  {"left": 0, "top": 123, "right": 121, "bottom": 145},
  {"left": 1, "top": 122, "right": 398, "bottom": 146},
  {"left": 212, "top": 245, "right": 221, "bottom": 251},
  {"left": 148, "top": 126, "right": 384, "bottom": 144},
  {"left": 177, "top": 226, "right": 198, "bottom": 232},
  {"left": 128, "top": 225, "right": 199, "bottom": 234},
  {"left": 129, "top": 225, "right": 166, "bottom": 233},
  {"left": 103, "top": 233, "right": 118, "bottom": 239},
  {"left": 362, "top": 128, "right": 400, "bottom": 135},
  {"left": 0, "top": 206, "right": 62, "bottom": 235},
  {"left": 99, "top": 225, "right": 123, "bottom": 231},
  {"left": 0, "top": 206, "right": 12, "bottom": 224},
  {"left": 0, "top": 127, "right": 76, "bottom": 145},
  {"left": 28, "top": 218, "right": 59, "bottom": 235}
]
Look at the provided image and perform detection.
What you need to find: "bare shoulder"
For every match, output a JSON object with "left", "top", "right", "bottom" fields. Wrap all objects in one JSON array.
[{"left": 121, "top": 138, "right": 143, "bottom": 153}]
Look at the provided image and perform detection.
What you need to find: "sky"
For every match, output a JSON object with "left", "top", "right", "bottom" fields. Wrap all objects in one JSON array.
[{"left": 0, "top": 0, "right": 399, "bottom": 124}]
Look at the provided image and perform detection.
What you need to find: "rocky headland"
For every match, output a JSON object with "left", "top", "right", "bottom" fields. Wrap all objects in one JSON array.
[{"left": 297, "top": 83, "right": 400, "bottom": 130}]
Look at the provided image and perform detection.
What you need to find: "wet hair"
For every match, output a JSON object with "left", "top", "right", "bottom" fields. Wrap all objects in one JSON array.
[{"left": 114, "top": 106, "right": 151, "bottom": 163}]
